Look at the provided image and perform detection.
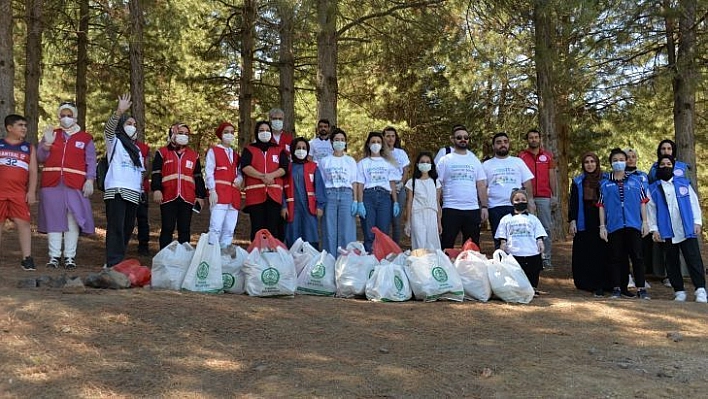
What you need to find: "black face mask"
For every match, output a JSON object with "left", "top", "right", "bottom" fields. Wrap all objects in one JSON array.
[
  {"left": 657, "top": 167, "right": 674, "bottom": 181},
  {"left": 513, "top": 202, "right": 528, "bottom": 212}
]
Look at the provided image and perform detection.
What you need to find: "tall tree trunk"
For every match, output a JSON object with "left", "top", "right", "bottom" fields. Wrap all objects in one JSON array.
[
  {"left": 533, "top": 0, "right": 566, "bottom": 240},
  {"left": 0, "top": 0, "right": 14, "bottom": 130},
  {"left": 129, "top": 0, "right": 146, "bottom": 141},
  {"left": 277, "top": 2, "right": 296, "bottom": 135},
  {"left": 24, "top": 0, "right": 43, "bottom": 144},
  {"left": 238, "top": 0, "right": 256, "bottom": 147},
  {"left": 316, "top": 0, "right": 337, "bottom": 125},
  {"left": 672, "top": 0, "right": 697, "bottom": 187},
  {"left": 76, "top": 0, "right": 89, "bottom": 128}
]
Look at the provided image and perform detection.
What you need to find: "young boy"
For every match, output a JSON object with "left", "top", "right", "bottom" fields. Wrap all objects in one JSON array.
[{"left": 1, "top": 114, "right": 38, "bottom": 270}]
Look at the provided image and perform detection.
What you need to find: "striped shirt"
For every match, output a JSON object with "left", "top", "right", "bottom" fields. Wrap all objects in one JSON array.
[{"left": 103, "top": 114, "right": 141, "bottom": 205}]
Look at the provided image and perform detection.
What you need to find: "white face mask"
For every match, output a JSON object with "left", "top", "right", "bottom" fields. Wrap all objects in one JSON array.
[
  {"left": 417, "top": 163, "right": 432, "bottom": 173},
  {"left": 271, "top": 120, "right": 284, "bottom": 131},
  {"left": 258, "top": 131, "right": 272, "bottom": 142},
  {"left": 60, "top": 116, "right": 75, "bottom": 129},
  {"left": 332, "top": 141, "right": 346, "bottom": 152},
  {"left": 175, "top": 134, "right": 189, "bottom": 146},
  {"left": 369, "top": 143, "right": 382, "bottom": 154},
  {"left": 124, "top": 125, "right": 138, "bottom": 139},
  {"left": 294, "top": 149, "right": 308, "bottom": 160},
  {"left": 222, "top": 133, "right": 235, "bottom": 146}
]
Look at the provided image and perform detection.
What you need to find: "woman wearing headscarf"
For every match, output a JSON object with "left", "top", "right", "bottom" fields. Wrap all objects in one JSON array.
[
  {"left": 103, "top": 94, "right": 145, "bottom": 267},
  {"left": 647, "top": 139, "right": 690, "bottom": 184},
  {"left": 568, "top": 152, "right": 609, "bottom": 295}
]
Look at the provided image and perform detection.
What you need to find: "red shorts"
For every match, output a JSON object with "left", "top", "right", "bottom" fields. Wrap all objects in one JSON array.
[{"left": 0, "top": 196, "right": 31, "bottom": 222}]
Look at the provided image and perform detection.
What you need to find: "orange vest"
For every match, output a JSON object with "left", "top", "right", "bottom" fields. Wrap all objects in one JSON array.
[
  {"left": 41, "top": 130, "right": 93, "bottom": 190},
  {"left": 158, "top": 146, "right": 198, "bottom": 204},
  {"left": 284, "top": 162, "right": 318, "bottom": 223},
  {"left": 211, "top": 146, "right": 241, "bottom": 209},
  {"left": 243, "top": 145, "right": 284, "bottom": 207}
]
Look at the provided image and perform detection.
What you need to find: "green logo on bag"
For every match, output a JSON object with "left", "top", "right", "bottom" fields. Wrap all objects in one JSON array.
[
  {"left": 432, "top": 266, "right": 448, "bottom": 283},
  {"left": 261, "top": 268, "right": 280, "bottom": 286},
  {"left": 368, "top": 269, "right": 375, "bottom": 278},
  {"left": 310, "top": 263, "right": 326, "bottom": 279},
  {"left": 197, "top": 262, "right": 210, "bottom": 280},
  {"left": 394, "top": 275, "right": 403, "bottom": 291},
  {"left": 222, "top": 273, "right": 235, "bottom": 289}
]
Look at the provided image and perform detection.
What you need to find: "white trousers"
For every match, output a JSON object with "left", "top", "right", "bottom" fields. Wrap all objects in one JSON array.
[
  {"left": 208, "top": 204, "right": 239, "bottom": 248},
  {"left": 48, "top": 213, "right": 80, "bottom": 258}
]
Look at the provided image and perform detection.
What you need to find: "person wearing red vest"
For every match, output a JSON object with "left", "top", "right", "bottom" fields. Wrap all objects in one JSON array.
[
  {"left": 205, "top": 122, "right": 243, "bottom": 248},
  {"left": 240, "top": 120, "right": 289, "bottom": 241},
  {"left": 268, "top": 108, "right": 293, "bottom": 154},
  {"left": 151, "top": 123, "right": 206, "bottom": 249},
  {"left": 518, "top": 128, "right": 557, "bottom": 270},
  {"left": 37, "top": 101, "right": 96, "bottom": 270},
  {"left": 281, "top": 138, "right": 327, "bottom": 249},
  {"left": 134, "top": 140, "right": 151, "bottom": 255}
]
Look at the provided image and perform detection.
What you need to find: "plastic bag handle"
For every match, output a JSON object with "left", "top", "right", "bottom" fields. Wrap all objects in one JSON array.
[{"left": 492, "top": 249, "right": 507, "bottom": 262}]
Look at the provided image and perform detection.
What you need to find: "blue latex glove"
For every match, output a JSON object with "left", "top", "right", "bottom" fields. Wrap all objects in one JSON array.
[
  {"left": 350, "top": 201, "right": 359, "bottom": 217},
  {"left": 393, "top": 202, "right": 401, "bottom": 217},
  {"left": 357, "top": 202, "right": 367, "bottom": 218}
]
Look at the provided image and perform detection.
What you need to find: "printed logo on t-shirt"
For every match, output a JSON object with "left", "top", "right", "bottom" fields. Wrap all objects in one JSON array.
[
  {"left": 327, "top": 166, "right": 348, "bottom": 185},
  {"left": 449, "top": 164, "right": 475, "bottom": 181},
  {"left": 539, "top": 154, "right": 548, "bottom": 162},
  {"left": 679, "top": 186, "right": 689, "bottom": 196},
  {"left": 21, "top": 145, "right": 29, "bottom": 152},
  {"left": 368, "top": 165, "right": 389, "bottom": 184}
]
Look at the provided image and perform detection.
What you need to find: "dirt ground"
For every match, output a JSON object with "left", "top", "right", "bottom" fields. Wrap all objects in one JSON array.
[{"left": 1, "top": 195, "right": 707, "bottom": 398}]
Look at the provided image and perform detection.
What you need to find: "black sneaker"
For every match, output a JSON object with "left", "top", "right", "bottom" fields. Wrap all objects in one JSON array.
[
  {"left": 611, "top": 288, "right": 621, "bottom": 299},
  {"left": 637, "top": 289, "right": 650, "bottom": 300},
  {"left": 64, "top": 257, "right": 77, "bottom": 270},
  {"left": 46, "top": 257, "right": 61, "bottom": 268},
  {"left": 621, "top": 290, "right": 636, "bottom": 299},
  {"left": 594, "top": 289, "right": 604, "bottom": 298},
  {"left": 21, "top": 256, "right": 36, "bottom": 271}
]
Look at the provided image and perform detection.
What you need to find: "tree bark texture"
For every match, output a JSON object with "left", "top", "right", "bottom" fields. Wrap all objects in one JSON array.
[
  {"left": 129, "top": 0, "right": 146, "bottom": 141},
  {"left": 673, "top": 0, "right": 697, "bottom": 187},
  {"left": 238, "top": 0, "right": 256, "bottom": 147},
  {"left": 316, "top": 0, "right": 337, "bottom": 125},
  {"left": 0, "top": 0, "right": 14, "bottom": 128},
  {"left": 24, "top": 0, "right": 43, "bottom": 144},
  {"left": 277, "top": 1, "right": 296, "bottom": 135},
  {"left": 76, "top": 0, "right": 89, "bottom": 129}
]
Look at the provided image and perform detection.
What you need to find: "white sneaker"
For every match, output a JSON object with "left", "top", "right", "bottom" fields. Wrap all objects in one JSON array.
[
  {"left": 662, "top": 278, "right": 672, "bottom": 288},
  {"left": 627, "top": 274, "right": 636, "bottom": 288},
  {"left": 695, "top": 288, "right": 707, "bottom": 303},
  {"left": 674, "top": 291, "right": 687, "bottom": 302}
]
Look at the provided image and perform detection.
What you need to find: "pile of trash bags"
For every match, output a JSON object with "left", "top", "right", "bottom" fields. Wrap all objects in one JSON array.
[{"left": 150, "top": 227, "right": 536, "bottom": 304}]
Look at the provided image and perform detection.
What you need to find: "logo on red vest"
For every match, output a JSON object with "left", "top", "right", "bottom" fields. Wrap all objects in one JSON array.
[
  {"left": 539, "top": 154, "right": 548, "bottom": 162},
  {"left": 75, "top": 142, "right": 85, "bottom": 149}
]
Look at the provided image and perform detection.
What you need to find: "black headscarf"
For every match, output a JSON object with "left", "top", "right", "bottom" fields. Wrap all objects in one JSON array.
[{"left": 115, "top": 114, "right": 142, "bottom": 168}]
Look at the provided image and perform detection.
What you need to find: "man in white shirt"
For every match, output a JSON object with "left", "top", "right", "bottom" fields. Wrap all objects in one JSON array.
[
  {"left": 647, "top": 154, "right": 706, "bottom": 303},
  {"left": 383, "top": 126, "right": 410, "bottom": 243},
  {"left": 437, "top": 124, "right": 488, "bottom": 249},
  {"left": 483, "top": 132, "right": 535, "bottom": 249},
  {"left": 309, "top": 119, "right": 333, "bottom": 163}
]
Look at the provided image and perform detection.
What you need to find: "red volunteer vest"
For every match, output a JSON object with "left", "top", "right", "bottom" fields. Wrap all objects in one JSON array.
[
  {"left": 270, "top": 131, "right": 293, "bottom": 154},
  {"left": 158, "top": 146, "right": 198, "bottom": 204},
  {"left": 136, "top": 141, "right": 150, "bottom": 193},
  {"left": 284, "top": 161, "right": 318, "bottom": 222},
  {"left": 41, "top": 130, "right": 93, "bottom": 190},
  {"left": 211, "top": 146, "right": 241, "bottom": 209},
  {"left": 243, "top": 145, "right": 284, "bottom": 207},
  {"left": 519, "top": 148, "right": 554, "bottom": 198}
]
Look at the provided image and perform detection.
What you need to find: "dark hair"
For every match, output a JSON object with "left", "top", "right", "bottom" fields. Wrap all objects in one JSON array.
[
  {"left": 608, "top": 147, "right": 627, "bottom": 162},
  {"left": 291, "top": 137, "right": 310, "bottom": 163},
  {"left": 525, "top": 128, "right": 541, "bottom": 139},
  {"left": 4, "top": 114, "right": 27, "bottom": 129},
  {"left": 451, "top": 124, "right": 467, "bottom": 136},
  {"left": 331, "top": 128, "right": 347, "bottom": 150},
  {"left": 364, "top": 131, "right": 396, "bottom": 166},
  {"left": 253, "top": 120, "right": 271, "bottom": 136},
  {"left": 656, "top": 139, "right": 677, "bottom": 160},
  {"left": 317, "top": 119, "right": 330, "bottom": 127},
  {"left": 657, "top": 154, "right": 675, "bottom": 167},
  {"left": 382, "top": 126, "right": 402, "bottom": 148},
  {"left": 410, "top": 152, "right": 438, "bottom": 197},
  {"left": 492, "top": 132, "right": 509, "bottom": 144}
]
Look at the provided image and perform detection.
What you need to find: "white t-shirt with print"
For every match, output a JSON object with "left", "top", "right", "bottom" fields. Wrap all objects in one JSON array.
[
  {"left": 482, "top": 156, "right": 534, "bottom": 208},
  {"left": 318, "top": 154, "right": 357, "bottom": 189},
  {"left": 355, "top": 157, "right": 398, "bottom": 191},
  {"left": 309, "top": 137, "right": 333, "bottom": 164},
  {"left": 391, "top": 148, "right": 410, "bottom": 181},
  {"left": 437, "top": 151, "right": 486, "bottom": 210},
  {"left": 495, "top": 213, "right": 547, "bottom": 257}
]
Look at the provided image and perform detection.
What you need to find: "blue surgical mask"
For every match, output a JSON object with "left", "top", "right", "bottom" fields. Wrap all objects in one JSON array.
[
  {"left": 611, "top": 161, "right": 626, "bottom": 172},
  {"left": 332, "top": 141, "right": 346, "bottom": 152}
]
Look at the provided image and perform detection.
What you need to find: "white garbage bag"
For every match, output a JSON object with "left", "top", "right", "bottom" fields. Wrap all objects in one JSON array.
[
  {"left": 297, "top": 250, "right": 337, "bottom": 296},
  {"left": 455, "top": 250, "right": 492, "bottom": 302},
  {"left": 151, "top": 241, "right": 194, "bottom": 290},
  {"left": 243, "top": 246, "right": 297, "bottom": 297},
  {"left": 365, "top": 260, "right": 412, "bottom": 302},
  {"left": 221, "top": 245, "right": 249, "bottom": 294},
  {"left": 406, "top": 249, "right": 464, "bottom": 302},
  {"left": 487, "top": 249, "right": 534, "bottom": 304},
  {"left": 182, "top": 234, "right": 224, "bottom": 293},
  {"left": 335, "top": 247, "right": 377, "bottom": 298},
  {"left": 290, "top": 238, "right": 321, "bottom": 276}
]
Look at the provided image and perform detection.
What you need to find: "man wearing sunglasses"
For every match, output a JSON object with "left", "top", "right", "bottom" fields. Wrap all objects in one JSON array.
[{"left": 436, "top": 124, "right": 488, "bottom": 249}]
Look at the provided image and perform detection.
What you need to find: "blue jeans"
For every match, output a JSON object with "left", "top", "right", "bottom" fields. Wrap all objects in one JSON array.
[
  {"left": 323, "top": 187, "right": 356, "bottom": 256},
  {"left": 489, "top": 205, "right": 514, "bottom": 249},
  {"left": 362, "top": 187, "right": 393, "bottom": 252}
]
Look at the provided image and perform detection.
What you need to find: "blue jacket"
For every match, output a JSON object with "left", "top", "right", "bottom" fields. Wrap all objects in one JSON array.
[
  {"left": 599, "top": 175, "right": 645, "bottom": 233},
  {"left": 648, "top": 161, "right": 689, "bottom": 184},
  {"left": 572, "top": 175, "right": 588, "bottom": 231},
  {"left": 649, "top": 177, "right": 696, "bottom": 240}
]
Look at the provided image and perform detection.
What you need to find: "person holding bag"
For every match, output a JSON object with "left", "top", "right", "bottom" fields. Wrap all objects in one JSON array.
[
  {"left": 102, "top": 94, "right": 145, "bottom": 268},
  {"left": 205, "top": 122, "right": 242, "bottom": 248}
]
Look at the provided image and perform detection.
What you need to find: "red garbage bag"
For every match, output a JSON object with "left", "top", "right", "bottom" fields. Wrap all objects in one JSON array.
[
  {"left": 444, "top": 248, "right": 462, "bottom": 261},
  {"left": 247, "top": 229, "right": 287, "bottom": 253},
  {"left": 462, "top": 238, "right": 480, "bottom": 252},
  {"left": 112, "top": 258, "right": 152, "bottom": 287},
  {"left": 371, "top": 227, "right": 402, "bottom": 261}
]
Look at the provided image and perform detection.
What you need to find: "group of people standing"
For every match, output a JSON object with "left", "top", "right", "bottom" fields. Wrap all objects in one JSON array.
[{"left": 569, "top": 142, "right": 706, "bottom": 302}]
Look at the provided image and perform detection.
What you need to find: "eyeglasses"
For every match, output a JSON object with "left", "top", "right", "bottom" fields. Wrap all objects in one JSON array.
[{"left": 455, "top": 136, "right": 469, "bottom": 141}]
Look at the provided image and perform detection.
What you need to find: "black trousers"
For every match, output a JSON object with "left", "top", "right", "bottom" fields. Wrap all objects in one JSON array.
[
  {"left": 105, "top": 194, "right": 139, "bottom": 266},
  {"left": 246, "top": 198, "right": 284, "bottom": 241},
  {"left": 159, "top": 198, "right": 193, "bottom": 249},
  {"left": 514, "top": 254, "right": 543, "bottom": 288},
  {"left": 489, "top": 205, "right": 513, "bottom": 249},
  {"left": 608, "top": 228, "right": 645, "bottom": 289},
  {"left": 135, "top": 193, "right": 150, "bottom": 246},
  {"left": 440, "top": 208, "right": 481, "bottom": 249},
  {"left": 662, "top": 238, "right": 706, "bottom": 292}
]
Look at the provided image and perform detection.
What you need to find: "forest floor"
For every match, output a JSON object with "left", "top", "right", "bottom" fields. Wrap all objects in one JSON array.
[{"left": 1, "top": 194, "right": 707, "bottom": 398}]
